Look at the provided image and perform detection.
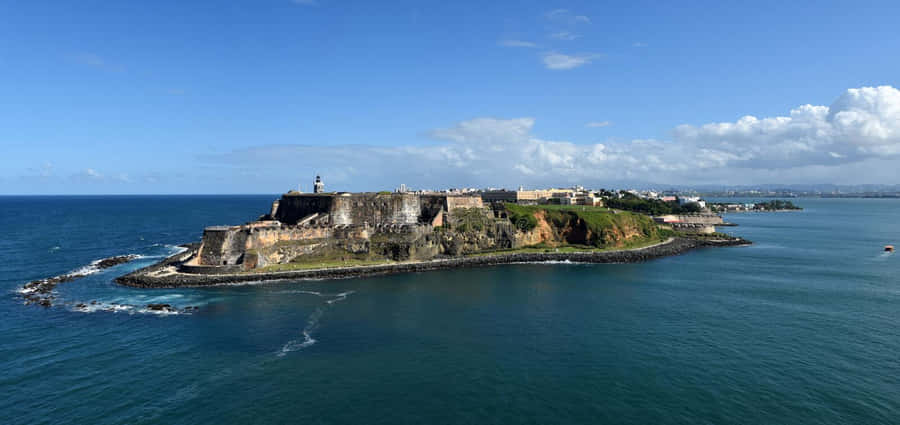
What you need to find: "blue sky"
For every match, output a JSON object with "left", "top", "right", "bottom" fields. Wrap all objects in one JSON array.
[{"left": 2, "top": 0, "right": 900, "bottom": 194}]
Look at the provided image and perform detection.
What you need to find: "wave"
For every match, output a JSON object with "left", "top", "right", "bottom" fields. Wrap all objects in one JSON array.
[
  {"left": 510, "top": 259, "right": 586, "bottom": 265},
  {"left": 70, "top": 301, "right": 188, "bottom": 316},
  {"left": 278, "top": 307, "right": 323, "bottom": 356},
  {"left": 68, "top": 260, "right": 106, "bottom": 277},
  {"left": 276, "top": 290, "right": 355, "bottom": 356},
  {"left": 326, "top": 291, "right": 355, "bottom": 305}
]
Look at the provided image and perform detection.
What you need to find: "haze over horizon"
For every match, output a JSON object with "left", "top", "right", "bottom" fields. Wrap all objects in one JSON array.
[{"left": 3, "top": 1, "right": 900, "bottom": 194}]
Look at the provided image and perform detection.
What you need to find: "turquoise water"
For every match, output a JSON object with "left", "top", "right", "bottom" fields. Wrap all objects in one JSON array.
[{"left": 2, "top": 196, "right": 899, "bottom": 424}]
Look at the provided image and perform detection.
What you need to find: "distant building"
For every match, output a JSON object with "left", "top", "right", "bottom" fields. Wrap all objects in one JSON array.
[{"left": 677, "top": 196, "right": 706, "bottom": 209}]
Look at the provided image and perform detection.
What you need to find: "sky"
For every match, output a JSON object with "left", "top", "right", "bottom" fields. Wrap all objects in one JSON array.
[{"left": 2, "top": 0, "right": 900, "bottom": 194}]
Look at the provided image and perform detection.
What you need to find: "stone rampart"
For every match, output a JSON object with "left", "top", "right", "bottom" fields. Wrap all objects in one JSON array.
[
  {"left": 198, "top": 226, "right": 248, "bottom": 266},
  {"left": 274, "top": 194, "right": 334, "bottom": 224},
  {"left": 274, "top": 193, "right": 465, "bottom": 226},
  {"left": 446, "top": 196, "right": 484, "bottom": 210}
]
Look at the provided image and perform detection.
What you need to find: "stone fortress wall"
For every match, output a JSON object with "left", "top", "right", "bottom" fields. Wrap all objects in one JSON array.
[
  {"left": 191, "top": 192, "right": 489, "bottom": 272},
  {"left": 273, "top": 193, "right": 451, "bottom": 226}
]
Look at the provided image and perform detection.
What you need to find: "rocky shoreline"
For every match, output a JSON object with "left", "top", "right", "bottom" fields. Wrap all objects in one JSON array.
[
  {"left": 115, "top": 237, "right": 750, "bottom": 288},
  {"left": 21, "top": 254, "right": 140, "bottom": 307}
]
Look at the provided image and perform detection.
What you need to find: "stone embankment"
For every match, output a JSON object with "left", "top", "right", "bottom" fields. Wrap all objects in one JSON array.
[{"left": 116, "top": 237, "right": 750, "bottom": 288}]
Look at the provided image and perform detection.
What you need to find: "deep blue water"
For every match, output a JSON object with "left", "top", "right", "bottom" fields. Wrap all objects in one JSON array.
[{"left": 2, "top": 196, "right": 899, "bottom": 424}]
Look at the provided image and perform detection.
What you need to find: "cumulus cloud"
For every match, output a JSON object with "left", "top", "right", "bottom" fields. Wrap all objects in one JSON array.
[
  {"left": 673, "top": 85, "right": 900, "bottom": 167},
  {"left": 427, "top": 117, "right": 534, "bottom": 144},
  {"left": 586, "top": 121, "right": 612, "bottom": 128},
  {"left": 202, "top": 86, "right": 900, "bottom": 189},
  {"left": 541, "top": 52, "right": 597, "bottom": 70}
]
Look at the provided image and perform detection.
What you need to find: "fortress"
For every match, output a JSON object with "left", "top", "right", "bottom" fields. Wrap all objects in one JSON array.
[
  {"left": 114, "top": 176, "right": 747, "bottom": 286},
  {"left": 168, "top": 176, "right": 711, "bottom": 276},
  {"left": 186, "top": 176, "right": 510, "bottom": 274}
]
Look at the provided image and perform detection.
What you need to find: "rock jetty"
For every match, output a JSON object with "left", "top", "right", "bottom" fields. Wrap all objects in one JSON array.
[{"left": 21, "top": 254, "right": 140, "bottom": 307}]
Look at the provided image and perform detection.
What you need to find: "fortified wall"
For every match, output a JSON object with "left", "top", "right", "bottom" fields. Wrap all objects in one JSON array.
[
  {"left": 273, "top": 193, "right": 450, "bottom": 226},
  {"left": 190, "top": 193, "right": 491, "bottom": 272}
]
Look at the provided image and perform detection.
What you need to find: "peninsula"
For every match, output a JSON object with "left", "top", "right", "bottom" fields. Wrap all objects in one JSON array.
[{"left": 117, "top": 177, "right": 749, "bottom": 287}]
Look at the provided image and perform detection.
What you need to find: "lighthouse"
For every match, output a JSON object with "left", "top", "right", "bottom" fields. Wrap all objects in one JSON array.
[{"left": 313, "top": 175, "right": 324, "bottom": 194}]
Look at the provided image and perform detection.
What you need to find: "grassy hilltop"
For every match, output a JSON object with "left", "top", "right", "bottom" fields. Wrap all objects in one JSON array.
[{"left": 502, "top": 203, "right": 670, "bottom": 251}]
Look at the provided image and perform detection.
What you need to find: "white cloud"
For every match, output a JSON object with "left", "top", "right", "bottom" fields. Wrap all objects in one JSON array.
[
  {"left": 586, "top": 121, "right": 612, "bottom": 128},
  {"left": 202, "top": 86, "right": 900, "bottom": 188},
  {"left": 549, "top": 31, "right": 580, "bottom": 41},
  {"left": 546, "top": 9, "right": 569, "bottom": 19},
  {"left": 545, "top": 9, "right": 590, "bottom": 25},
  {"left": 672, "top": 85, "right": 900, "bottom": 167},
  {"left": 428, "top": 117, "right": 534, "bottom": 144},
  {"left": 541, "top": 52, "right": 597, "bottom": 70},
  {"left": 632, "top": 42, "right": 648, "bottom": 48},
  {"left": 498, "top": 40, "right": 539, "bottom": 48}
]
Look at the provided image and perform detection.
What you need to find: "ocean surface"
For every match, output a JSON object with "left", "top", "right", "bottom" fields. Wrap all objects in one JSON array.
[{"left": 2, "top": 196, "right": 899, "bottom": 424}]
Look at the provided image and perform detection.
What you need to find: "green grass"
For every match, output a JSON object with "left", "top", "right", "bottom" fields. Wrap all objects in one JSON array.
[
  {"left": 467, "top": 236, "right": 669, "bottom": 257},
  {"left": 254, "top": 258, "right": 394, "bottom": 272},
  {"left": 503, "top": 203, "right": 663, "bottom": 247},
  {"left": 449, "top": 207, "right": 490, "bottom": 232}
]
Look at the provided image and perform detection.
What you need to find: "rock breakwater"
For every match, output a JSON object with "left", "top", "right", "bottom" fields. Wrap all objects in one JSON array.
[{"left": 21, "top": 254, "right": 140, "bottom": 307}]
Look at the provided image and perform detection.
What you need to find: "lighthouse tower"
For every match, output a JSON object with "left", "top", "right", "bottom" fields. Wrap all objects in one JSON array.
[{"left": 313, "top": 175, "right": 324, "bottom": 194}]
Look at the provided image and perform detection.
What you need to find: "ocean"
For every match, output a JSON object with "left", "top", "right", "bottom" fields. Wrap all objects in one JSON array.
[{"left": 1, "top": 196, "right": 898, "bottom": 424}]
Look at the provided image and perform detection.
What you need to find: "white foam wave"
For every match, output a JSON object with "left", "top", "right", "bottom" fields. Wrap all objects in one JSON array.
[
  {"left": 17, "top": 286, "right": 38, "bottom": 295},
  {"left": 278, "top": 307, "right": 323, "bottom": 356},
  {"left": 510, "top": 259, "right": 584, "bottom": 265},
  {"left": 276, "top": 289, "right": 356, "bottom": 356},
  {"left": 326, "top": 290, "right": 355, "bottom": 305},
  {"left": 136, "top": 308, "right": 182, "bottom": 316},
  {"left": 73, "top": 302, "right": 136, "bottom": 314},
  {"left": 292, "top": 290, "right": 324, "bottom": 296},
  {"left": 66, "top": 254, "right": 143, "bottom": 277},
  {"left": 70, "top": 261, "right": 103, "bottom": 277},
  {"left": 70, "top": 301, "right": 190, "bottom": 316}
]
